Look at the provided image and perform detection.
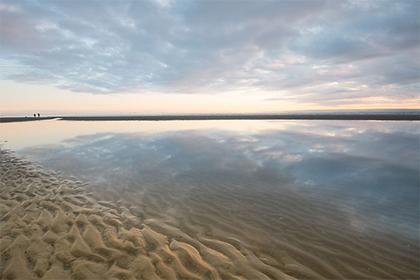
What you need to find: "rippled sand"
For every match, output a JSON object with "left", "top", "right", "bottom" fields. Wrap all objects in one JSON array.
[{"left": 0, "top": 149, "right": 418, "bottom": 279}]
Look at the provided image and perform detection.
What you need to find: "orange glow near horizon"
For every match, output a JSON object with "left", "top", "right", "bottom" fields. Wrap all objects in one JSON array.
[{"left": 1, "top": 80, "right": 419, "bottom": 116}]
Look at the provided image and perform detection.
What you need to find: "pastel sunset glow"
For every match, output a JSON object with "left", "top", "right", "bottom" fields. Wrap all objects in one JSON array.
[
  {"left": 1, "top": 0, "right": 419, "bottom": 115},
  {"left": 0, "top": 1, "right": 419, "bottom": 278}
]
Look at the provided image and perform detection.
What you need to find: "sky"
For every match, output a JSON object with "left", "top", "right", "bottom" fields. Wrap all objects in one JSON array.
[{"left": 0, "top": 0, "right": 419, "bottom": 115}]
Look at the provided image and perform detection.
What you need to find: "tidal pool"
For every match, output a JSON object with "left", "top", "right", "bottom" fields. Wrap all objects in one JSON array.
[{"left": 1, "top": 119, "right": 418, "bottom": 279}]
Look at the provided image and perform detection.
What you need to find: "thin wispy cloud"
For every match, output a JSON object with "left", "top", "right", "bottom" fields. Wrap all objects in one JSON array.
[{"left": 0, "top": 0, "right": 419, "bottom": 106}]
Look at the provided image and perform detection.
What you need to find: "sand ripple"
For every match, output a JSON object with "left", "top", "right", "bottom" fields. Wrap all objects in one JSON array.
[
  {"left": 0, "top": 150, "right": 291, "bottom": 279},
  {"left": 1, "top": 149, "right": 418, "bottom": 280}
]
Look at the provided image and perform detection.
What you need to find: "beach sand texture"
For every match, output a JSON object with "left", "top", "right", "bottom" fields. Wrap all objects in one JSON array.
[
  {"left": 0, "top": 149, "right": 292, "bottom": 280},
  {"left": 0, "top": 149, "right": 419, "bottom": 280}
]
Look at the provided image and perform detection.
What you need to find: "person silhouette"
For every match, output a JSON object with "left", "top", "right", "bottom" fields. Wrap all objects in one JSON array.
[
  {"left": 37, "top": 113, "right": 40, "bottom": 118},
  {"left": 33, "top": 114, "right": 36, "bottom": 118}
]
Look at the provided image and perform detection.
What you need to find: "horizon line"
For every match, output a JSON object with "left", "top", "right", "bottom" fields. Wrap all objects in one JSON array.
[{"left": 1, "top": 111, "right": 419, "bottom": 123}]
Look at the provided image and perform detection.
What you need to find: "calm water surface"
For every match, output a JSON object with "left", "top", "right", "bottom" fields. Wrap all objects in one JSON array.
[
  {"left": 0, "top": 119, "right": 419, "bottom": 278},
  {"left": 1, "top": 119, "right": 418, "bottom": 237}
]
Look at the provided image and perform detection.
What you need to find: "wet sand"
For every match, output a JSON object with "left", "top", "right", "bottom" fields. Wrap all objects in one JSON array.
[
  {"left": 0, "top": 149, "right": 419, "bottom": 279},
  {"left": 1, "top": 112, "right": 419, "bottom": 123}
]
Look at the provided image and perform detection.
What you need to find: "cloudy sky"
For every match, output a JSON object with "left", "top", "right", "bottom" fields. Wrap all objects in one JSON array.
[{"left": 1, "top": 0, "right": 419, "bottom": 115}]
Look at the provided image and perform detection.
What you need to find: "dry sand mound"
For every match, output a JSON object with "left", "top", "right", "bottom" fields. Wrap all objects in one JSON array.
[{"left": 0, "top": 150, "right": 294, "bottom": 280}]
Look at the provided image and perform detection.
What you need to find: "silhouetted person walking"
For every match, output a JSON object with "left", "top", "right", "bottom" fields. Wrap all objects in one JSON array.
[
  {"left": 33, "top": 114, "right": 36, "bottom": 118},
  {"left": 37, "top": 113, "right": 40, "bottom": 118}
]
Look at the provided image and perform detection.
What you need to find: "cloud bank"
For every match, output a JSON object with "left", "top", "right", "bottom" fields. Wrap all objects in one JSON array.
[{"left": 0, "top": 0, "right": 419, "bottom": 105}]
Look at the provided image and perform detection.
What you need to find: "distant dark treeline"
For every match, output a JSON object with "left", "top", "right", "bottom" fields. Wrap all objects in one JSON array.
[{"left": 1, "top": 114, "right": 419, "bottom": 123}]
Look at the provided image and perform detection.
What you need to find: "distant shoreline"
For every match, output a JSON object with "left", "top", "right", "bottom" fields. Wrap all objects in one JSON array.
[{"left": 1, "top": 113, "right": 419, "bottom": 123}]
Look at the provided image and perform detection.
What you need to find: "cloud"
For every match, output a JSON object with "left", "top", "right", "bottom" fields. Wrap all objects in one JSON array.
[
  {"left": 293, "top": 1, "right": 419, "bottom": 60},
  {"left": 0, "top": 0, "right": 418, "bottom": 105}
]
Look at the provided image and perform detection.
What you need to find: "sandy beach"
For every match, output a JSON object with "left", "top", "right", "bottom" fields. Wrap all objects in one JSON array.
[
  {"left": 1, "top": 147, "right": 419, "bottom": 280},
  {"left": 1, "top": 112, "right": 419, "bottom": 123},
  {"left": 1, "top": 149, "right": 293, "bottom": 280},
  {"left": 1, "top": 0, "right": 419, "bottom": 278}
]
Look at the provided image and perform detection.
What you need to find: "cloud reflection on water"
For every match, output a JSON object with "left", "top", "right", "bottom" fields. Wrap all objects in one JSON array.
[{"left": 14, "top": 120, "right": 420, "bottom": 239}]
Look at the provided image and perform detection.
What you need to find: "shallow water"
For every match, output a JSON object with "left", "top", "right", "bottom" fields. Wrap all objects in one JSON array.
[{"left": 1, "top": 119, "right": 419, "bottom": 278}]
